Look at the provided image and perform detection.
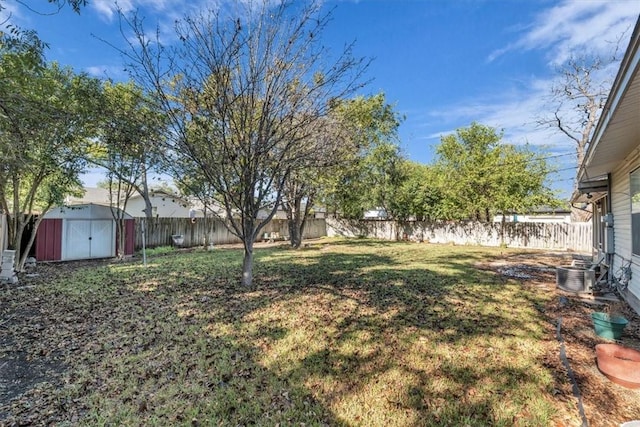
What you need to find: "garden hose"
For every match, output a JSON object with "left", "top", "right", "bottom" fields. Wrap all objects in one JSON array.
[{"left": 557, "top": 316, "right": 589, "bottom": 427}]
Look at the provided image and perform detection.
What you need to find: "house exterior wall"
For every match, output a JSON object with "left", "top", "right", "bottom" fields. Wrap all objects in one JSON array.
[
  {"left": 257, "top": 208, "right": 287, "bottom": 220},
  {"left": 126, "top": 195, "right": 199, "bottom": 218},
  {"left": 492, "top": 213, "right": 572, "bottom": 224},
  {"left": 591, "top": 195, "right": 610, "bottom": 260},
  {"left": 610, "top": 147, "right": 640, "bottom": 311}
]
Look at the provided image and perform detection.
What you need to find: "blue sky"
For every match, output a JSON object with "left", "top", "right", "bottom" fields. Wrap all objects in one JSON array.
[{"left": 5, "top": 0, "right": 640, "bottom": 199}]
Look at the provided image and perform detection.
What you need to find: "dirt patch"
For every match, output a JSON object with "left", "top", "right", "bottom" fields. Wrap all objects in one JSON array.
[
  {"left": 480, "top": 251, "right": 640, "bottom": 426},
  {"left": 0, "top": 307, "right": 66, "bottom": 405}
]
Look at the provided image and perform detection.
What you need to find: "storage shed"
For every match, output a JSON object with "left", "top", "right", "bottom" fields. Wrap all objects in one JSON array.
[{"left": 36, "top": 204, "right": 135, "bottom": 261}]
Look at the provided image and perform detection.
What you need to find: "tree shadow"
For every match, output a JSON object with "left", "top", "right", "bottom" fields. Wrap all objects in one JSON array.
[{"left": 1, "top": 239, "right": 594, "bottom": 425}]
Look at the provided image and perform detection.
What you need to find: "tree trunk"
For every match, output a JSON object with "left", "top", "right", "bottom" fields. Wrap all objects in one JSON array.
[
  {"left": 16, "top": 215, "right": 46, "bottom": 271},
  {"left": 241, "top": 239, "right": 254, "bottom": 287},
  {"left": 11, "top": 220, "right": 25, "bottom": 270},
  {"left": 286, "top": 192, "right": 313, "bottom": 249},
  {"left": 116, "top": 218, "right": 125, "bottom": 259},
  {"left": 203, "top": 203, "right": 209, "bottom": 248},
  {"left": 289, "top": 219, "right": 302, "bottom": 249},
  {"left": 286, "top": 196, "right": 303, "bottom": 249},
  {"left": 139, "top": 163, "right": 154, "bottom": 244}
]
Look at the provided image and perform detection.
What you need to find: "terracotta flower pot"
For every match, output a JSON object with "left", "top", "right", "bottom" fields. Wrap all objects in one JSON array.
[{"left": 595, "top": 343, "right": 640, "bottom": 389}]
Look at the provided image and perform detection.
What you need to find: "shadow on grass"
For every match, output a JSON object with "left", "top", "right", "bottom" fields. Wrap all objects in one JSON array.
[
  {"left": 169, "top": 242, "right": 555, "bottom": 424},
  {"left": 1, "top": 239, "right": 573, "bottom": 425}
]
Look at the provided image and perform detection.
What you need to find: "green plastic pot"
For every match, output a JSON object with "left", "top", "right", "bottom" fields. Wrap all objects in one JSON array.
[{"left": 592, "top": 312, "right": 628, "bottom": 340}]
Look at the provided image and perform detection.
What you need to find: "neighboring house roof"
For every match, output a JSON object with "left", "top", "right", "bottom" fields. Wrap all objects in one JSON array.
[
  {"left": 65, "top": 187, "right": 111, "bottom": 206},
  {"left": 364, "top": 207, "right": 388, "bottom": 219},
  {"left": 187, "top": 198, "right": 232, "bottom": 218},
  {"left": 498, "top": 206, "right": 572, "bottom": 215},
  {"left": 131, "top": 189, "right": 185, "bottom": 202},
  {"left": 577, "top": 18, "right": 640, "bottom": 193}
]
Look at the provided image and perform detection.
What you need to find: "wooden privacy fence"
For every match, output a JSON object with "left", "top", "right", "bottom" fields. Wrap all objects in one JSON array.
[
  {"left": 134, "top": 217, "right": 591, "bottom": 252},
  {"left": 134, "top": 217, "right": 327, "bottom": 249},
  {"left": 326, "top": 218, "right": 593, "bottom": 252}
]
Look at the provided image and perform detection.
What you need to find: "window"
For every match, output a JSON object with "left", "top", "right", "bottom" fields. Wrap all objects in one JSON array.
[{"left": 631, "top": 168, "right": 640, "bottom": 256}]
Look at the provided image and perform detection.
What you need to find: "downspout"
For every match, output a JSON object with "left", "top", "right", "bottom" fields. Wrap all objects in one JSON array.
[{"left": 606, "top": 173, "right": 614, "bottom": 286}]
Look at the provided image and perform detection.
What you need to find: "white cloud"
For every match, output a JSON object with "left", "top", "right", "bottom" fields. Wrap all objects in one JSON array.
[
  {"left": 418, "top": 72, "right": 585, "bottom": 156},
  {"left": 91, "top": 0, "right": 174, "bottom": 21},
  {"left": 489, "top": 0, "right": 640, "bottom": 65},
  {"left": 0, "top": 1, "right": 34, "bottom": 28},
  {"left": 90, "top": 0, "right": 283, "bottom": 22},
  {"left": 427, "top": 1, "right": 639, "bottom": 155},
  {"left": 85, "top": 64, "right": 127, "bottom": 79},
  {"left": 0, "top": 2, "right": 20, "bottom": 23}
]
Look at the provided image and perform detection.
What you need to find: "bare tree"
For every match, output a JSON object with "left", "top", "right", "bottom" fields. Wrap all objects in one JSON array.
[
  {"left": 541, "top": 30, "right": 628, "bottom": 168},
  {"left": 543, "top": 55, "right": 614, "bottom": 168},
  {"left": 121, "top": 1, "right": 367, "bottom": 286},
  {"left": 539, "top": 33, "right": 628, "bottom": 221}
]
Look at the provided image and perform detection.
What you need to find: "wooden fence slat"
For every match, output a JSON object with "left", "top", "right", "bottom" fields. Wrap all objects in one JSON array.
[
  {"left": 133, "top": 217, "right": 327, "bottom": 250},
  {"left": 326, "top": 219, "right": 592, "bottom": 252},
  {"left": 134, "top": 217, "right": 591, "bottom": 252}
]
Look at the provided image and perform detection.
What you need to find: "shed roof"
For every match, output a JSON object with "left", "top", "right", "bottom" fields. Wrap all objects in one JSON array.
[{"left": 43, "top": 204, "right": 133, "bottom": 220}]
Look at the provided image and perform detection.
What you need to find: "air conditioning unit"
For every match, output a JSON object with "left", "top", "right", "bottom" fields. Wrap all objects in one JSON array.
[{"left": 556, "top": 266, "right": 596, "bottom": 293}]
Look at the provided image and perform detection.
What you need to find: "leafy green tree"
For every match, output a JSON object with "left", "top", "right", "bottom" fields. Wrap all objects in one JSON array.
[
  {"left": 0, "top": 0, "right": 86, "bottom": 14},
  {"left": 89, "top": 81, "right": 166, "bottom": 256},
  {"left": 123, "top": 1, "right": 367, "bottom": 286},
  {"left": 46, "top": 0, "right": 86, "bottom": 12},
  {"left": 434, "top": 122, "right": 558, "bottom": 222},
  {"left": 492, "top": 145, "right": 559, "bottom": 216},
  {"left": 390, "top": 161, "right": 445, "bottom": 221},
  {"left": 0, "top": 33, "right": 102, "bottom": 269},
  {"left": 281, "top": 112, "right": 360, "bottom": 248},
  {"left": 323, "top": 93, "right": 404, "bottom": 219},
  {"left": 435, "top": 123, "right": 502, "bottom": 221}
]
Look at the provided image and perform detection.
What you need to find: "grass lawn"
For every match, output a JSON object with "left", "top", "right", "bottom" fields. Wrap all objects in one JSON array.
[{"left": 2, "top": 239, "right": 567, "bottom": 426}]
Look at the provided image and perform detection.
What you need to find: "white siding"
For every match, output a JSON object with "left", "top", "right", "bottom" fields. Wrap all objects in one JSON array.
[
  {"left": 126, "top": 195, "right": 197, "bottom": 218},
  {"left": 611, "top": 148, "right": 640, "bottom": 299}
]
